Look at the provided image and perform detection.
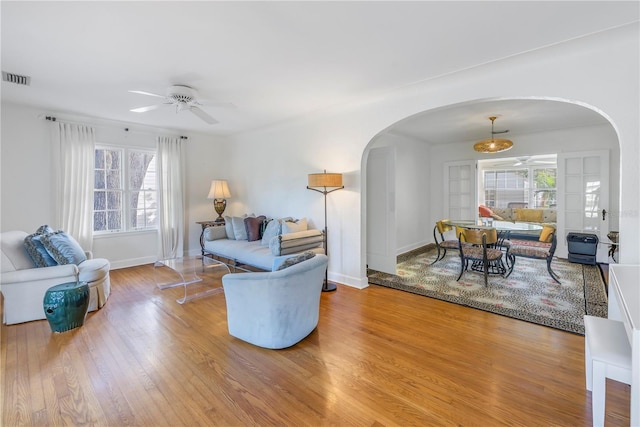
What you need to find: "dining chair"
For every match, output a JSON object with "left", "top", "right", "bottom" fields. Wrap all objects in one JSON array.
[
  {"left": 457, "top": 227, "right": 505, "bottom": 286},
  {"left": 430, "top": 219, "right": 459, "bottom": 264},
  {"left": 505, "top": 225, "right": 560, "bottom": 284}
]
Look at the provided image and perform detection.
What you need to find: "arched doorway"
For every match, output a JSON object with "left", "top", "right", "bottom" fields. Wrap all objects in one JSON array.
[{"left": 363, "top": 98, "right": 621, "bottom": 274}]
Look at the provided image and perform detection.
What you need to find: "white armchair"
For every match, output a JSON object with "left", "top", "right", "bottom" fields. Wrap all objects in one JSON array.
[
  {"left": 1, "top": 230, "right": 110, "bottom": 325},
  {"left": 222, "top": 253, "right": 328, "bottom": 349}
]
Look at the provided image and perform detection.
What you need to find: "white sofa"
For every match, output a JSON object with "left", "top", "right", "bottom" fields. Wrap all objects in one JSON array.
[
  {"left": 0, "top": 230, "right": 110, "bottom": 325},
  {"left": 222, "top": 253, "right": 328, "bottom": 349},
  {"left": 203, "top": 219, "right": 325, "bottom": 271}
]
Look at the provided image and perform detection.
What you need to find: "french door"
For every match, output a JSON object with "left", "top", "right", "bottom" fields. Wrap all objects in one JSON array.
[
  {"left": 444, "top": 160, "right": 477, "bottom": 221},
  {"left": 556, "top": 150, "right": 610, "bottom": 262}
]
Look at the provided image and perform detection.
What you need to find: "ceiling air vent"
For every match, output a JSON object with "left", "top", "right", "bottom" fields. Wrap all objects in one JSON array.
[{"left": 2, "top": 71, "right": 31, "bottom": 86}]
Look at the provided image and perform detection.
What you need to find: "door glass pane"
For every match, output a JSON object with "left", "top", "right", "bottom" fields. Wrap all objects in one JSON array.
[
  {"left": 583, "top": 156, "right": 600, "bottom": 174},
  {"left": 565, "top": 158, "right": 581, "bottom": 174},
  {"left": 449, "top": 167, "right": 459, "bottom": 179},
  {"left": 459, "top": 165, "right": 470, "bottom": 179},
  {"left": 566, "top": 176, "right": 581, "bottom": 193}
]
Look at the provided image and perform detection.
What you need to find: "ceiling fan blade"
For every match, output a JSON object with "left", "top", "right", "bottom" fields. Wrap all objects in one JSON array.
[
  {"left": 131, "top": 104, "right": 162, "bottom": 113},
  {"left": 190, "top": 106, "right": 218, "bottom": 124},
  {"left": 199, "top": 100, "right": 236, "bottom": 109},
  {"left": 129, "top": 90, "right": 166, "bottom": 99}
]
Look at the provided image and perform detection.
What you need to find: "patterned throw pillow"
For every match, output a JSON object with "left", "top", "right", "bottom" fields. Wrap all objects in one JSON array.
[
  {"left": 23, "top": 225, "right": 57, "bottom": 267},
  {"left": 276, "top": 251, "right": 316, "bottom": 271},
  {"left": 40, "top": 231, "right": 87, "bottom": 265}
]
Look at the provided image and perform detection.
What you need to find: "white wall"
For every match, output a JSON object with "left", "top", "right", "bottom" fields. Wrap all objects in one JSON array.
[
  {"left": 2, "top": 24, "right": 638, "bottom": 285},
  {"left": 225, "top": 23, "right": 639, "bottom": 287},
  {"left": 0, "top": 103, "right": 228, "bottom": 268},
  {"left": 366, "top": 132, "right": 431, "bottom": 255}
]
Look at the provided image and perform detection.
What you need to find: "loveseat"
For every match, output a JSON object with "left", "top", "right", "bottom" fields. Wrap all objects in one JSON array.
[
  {"left": 1, "top": 230, "right": 110, "bottom": 325},
  {"left": 203, "top": 216, "right": 325, "bottom": 271},
  {"left": 480, "top": 206, "right": 556, "bottom": 239}
]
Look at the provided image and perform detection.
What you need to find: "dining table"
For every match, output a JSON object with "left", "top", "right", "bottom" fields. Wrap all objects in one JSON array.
[
  {"left": 443, "top": 219, "right": 543, "bottom": 276},
  {"left": 443, "top": 219, "right": 543, "bottom": 235}
]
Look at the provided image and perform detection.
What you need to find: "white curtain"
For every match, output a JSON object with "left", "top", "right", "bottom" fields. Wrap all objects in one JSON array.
[
  {"left": 52, "top": 122, "right": 95, "bottom": 250},
  {"left": 157, "top": 136, "right": 184, "bottom": 259}
]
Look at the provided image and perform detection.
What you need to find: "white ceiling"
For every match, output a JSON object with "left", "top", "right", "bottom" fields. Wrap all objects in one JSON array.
[{"left": 1, "top": 1, "right": 638, "bottom": 139}]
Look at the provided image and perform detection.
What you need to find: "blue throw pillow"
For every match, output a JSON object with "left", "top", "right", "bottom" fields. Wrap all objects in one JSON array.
[
  {"left": 40, "top": 231, "right": 87, "bottom": 265},
  {"left": 23, "top": 225, "right": 57, "bottom": 267}
]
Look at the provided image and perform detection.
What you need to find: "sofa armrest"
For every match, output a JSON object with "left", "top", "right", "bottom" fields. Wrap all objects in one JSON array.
[
  {"left": 269, "top": 230, "right": 324, "bottom": 256},
  {"left": 204, "top": 226, "right": 227, "bottom": 241},
  {"left": 0, "top": 264, "right": 78, "bottom": 285},
  {"left": 279, "top": 229, "right": 322, "bottom": 242}
]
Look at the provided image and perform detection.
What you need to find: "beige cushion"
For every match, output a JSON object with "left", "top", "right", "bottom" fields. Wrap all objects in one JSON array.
[
  {"left": 282, "top": 218, "right": 307, "bottom": 234},
  {"left": 515, "top": 208, "right": 543, "bottom": 222}
]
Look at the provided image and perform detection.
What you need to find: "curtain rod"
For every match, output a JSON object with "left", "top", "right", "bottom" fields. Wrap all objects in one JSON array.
[{"left": 43, "top": 115, "right": 188, "bottom": 139}]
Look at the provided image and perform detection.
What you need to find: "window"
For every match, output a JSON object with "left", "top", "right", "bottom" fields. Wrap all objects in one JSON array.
[
  {"left": 94, "top": 147, "right": 157, "bottom": 233},
  {"left": 532, "top": 168, "right": 557, "bottom": 208},
  {"left": 483, "top": 169, "right": 529, "bottom": 208},
  {"left": 480, "top": 156, "right": 557, "bottom": 209}
]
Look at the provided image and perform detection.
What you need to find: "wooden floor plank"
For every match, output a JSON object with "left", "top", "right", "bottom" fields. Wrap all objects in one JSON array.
[{"left": 1, "top": 263, "right": 630, "bottom": 426}]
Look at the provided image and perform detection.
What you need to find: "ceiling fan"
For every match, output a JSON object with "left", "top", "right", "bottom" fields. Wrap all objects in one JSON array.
[
  {"left": 129, "top": 85, "right": 230, "bottom": 125},
  {"left": 484, "top": 155, "right": 557, "bottom": 168}
]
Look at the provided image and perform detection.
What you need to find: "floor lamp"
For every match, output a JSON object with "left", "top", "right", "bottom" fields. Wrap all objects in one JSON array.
[{"left": 307, "top": 170, "right": 344, "bottom": 292}]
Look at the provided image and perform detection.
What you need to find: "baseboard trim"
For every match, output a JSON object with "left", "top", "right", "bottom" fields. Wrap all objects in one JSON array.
[
  {"left": 397, "top": 241, "right": 433, "bottom": 256},
  {"left": 329, "top": 272, "right": 369, "bottom": 289},
  {"left": 109, "top": 256, "right": 157, "bottom": 270}
]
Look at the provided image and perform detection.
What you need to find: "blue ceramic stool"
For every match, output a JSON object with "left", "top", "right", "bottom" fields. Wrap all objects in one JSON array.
[{"left": 43, "top": 281, "right": 90, "bottom": 333}]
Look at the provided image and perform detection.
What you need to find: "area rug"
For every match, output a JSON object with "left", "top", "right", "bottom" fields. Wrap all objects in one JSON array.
[{"left": 367, "top": 246, "right": 608, "bottom": 334}]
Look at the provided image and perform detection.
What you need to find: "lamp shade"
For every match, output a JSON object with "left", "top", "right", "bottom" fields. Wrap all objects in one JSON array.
[
  {"left": 474, "top": 116, "right": 513, "bottom": 154},
  {"left": 473, "top": 138, "right": 513, "bottom": 154},
  {"left": 207, "top": 180, "right": 231, "bottom": 199},
  {"left": 308, "top": 172, "right": 343, "bottom": 188}
]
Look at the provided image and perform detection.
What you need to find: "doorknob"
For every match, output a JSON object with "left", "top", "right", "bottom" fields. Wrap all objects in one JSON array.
[{"left": 602, "top": 209, "right": 607, "bottom": 220}]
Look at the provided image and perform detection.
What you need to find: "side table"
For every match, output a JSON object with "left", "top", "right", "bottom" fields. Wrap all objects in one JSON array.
[
  {"left": 196, "top": 220, "right": 225, "bottom": 256},
  {"left": 43, "top": 281, "right": 90, "bottom": 332}
]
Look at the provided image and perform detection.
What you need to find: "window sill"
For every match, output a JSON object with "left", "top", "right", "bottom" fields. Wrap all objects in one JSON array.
[{"left": 94, "top": 229, "right": 157, "bottom": 239}]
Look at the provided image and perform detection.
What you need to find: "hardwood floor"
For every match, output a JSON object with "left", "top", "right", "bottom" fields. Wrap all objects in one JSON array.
[{"left": 2, "top": 263, "right": 630, "bottom": 426}]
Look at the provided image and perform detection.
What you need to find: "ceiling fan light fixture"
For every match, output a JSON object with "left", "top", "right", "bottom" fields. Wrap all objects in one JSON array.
[
  {"left": 474, "top": 116, "right": 514, "bottom": 154},
  {"left": 129, "top": 84, "right": 221, "bottom": 125}
]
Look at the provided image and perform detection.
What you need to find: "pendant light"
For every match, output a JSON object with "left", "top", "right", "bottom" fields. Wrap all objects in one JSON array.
[{"left": 474, "top": 116, "right": 513, "bottom": 153}]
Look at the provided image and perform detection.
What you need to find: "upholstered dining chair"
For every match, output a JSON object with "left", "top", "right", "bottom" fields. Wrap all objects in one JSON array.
[
  {"left": 505, "top": 225, "right": 560, "bottom": 284},
  {"left": 457, "top": 227, "right": 505, "bottom": 286},
  {"left": 430, "top": 219, "right": 459, "bottom": 264}
]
